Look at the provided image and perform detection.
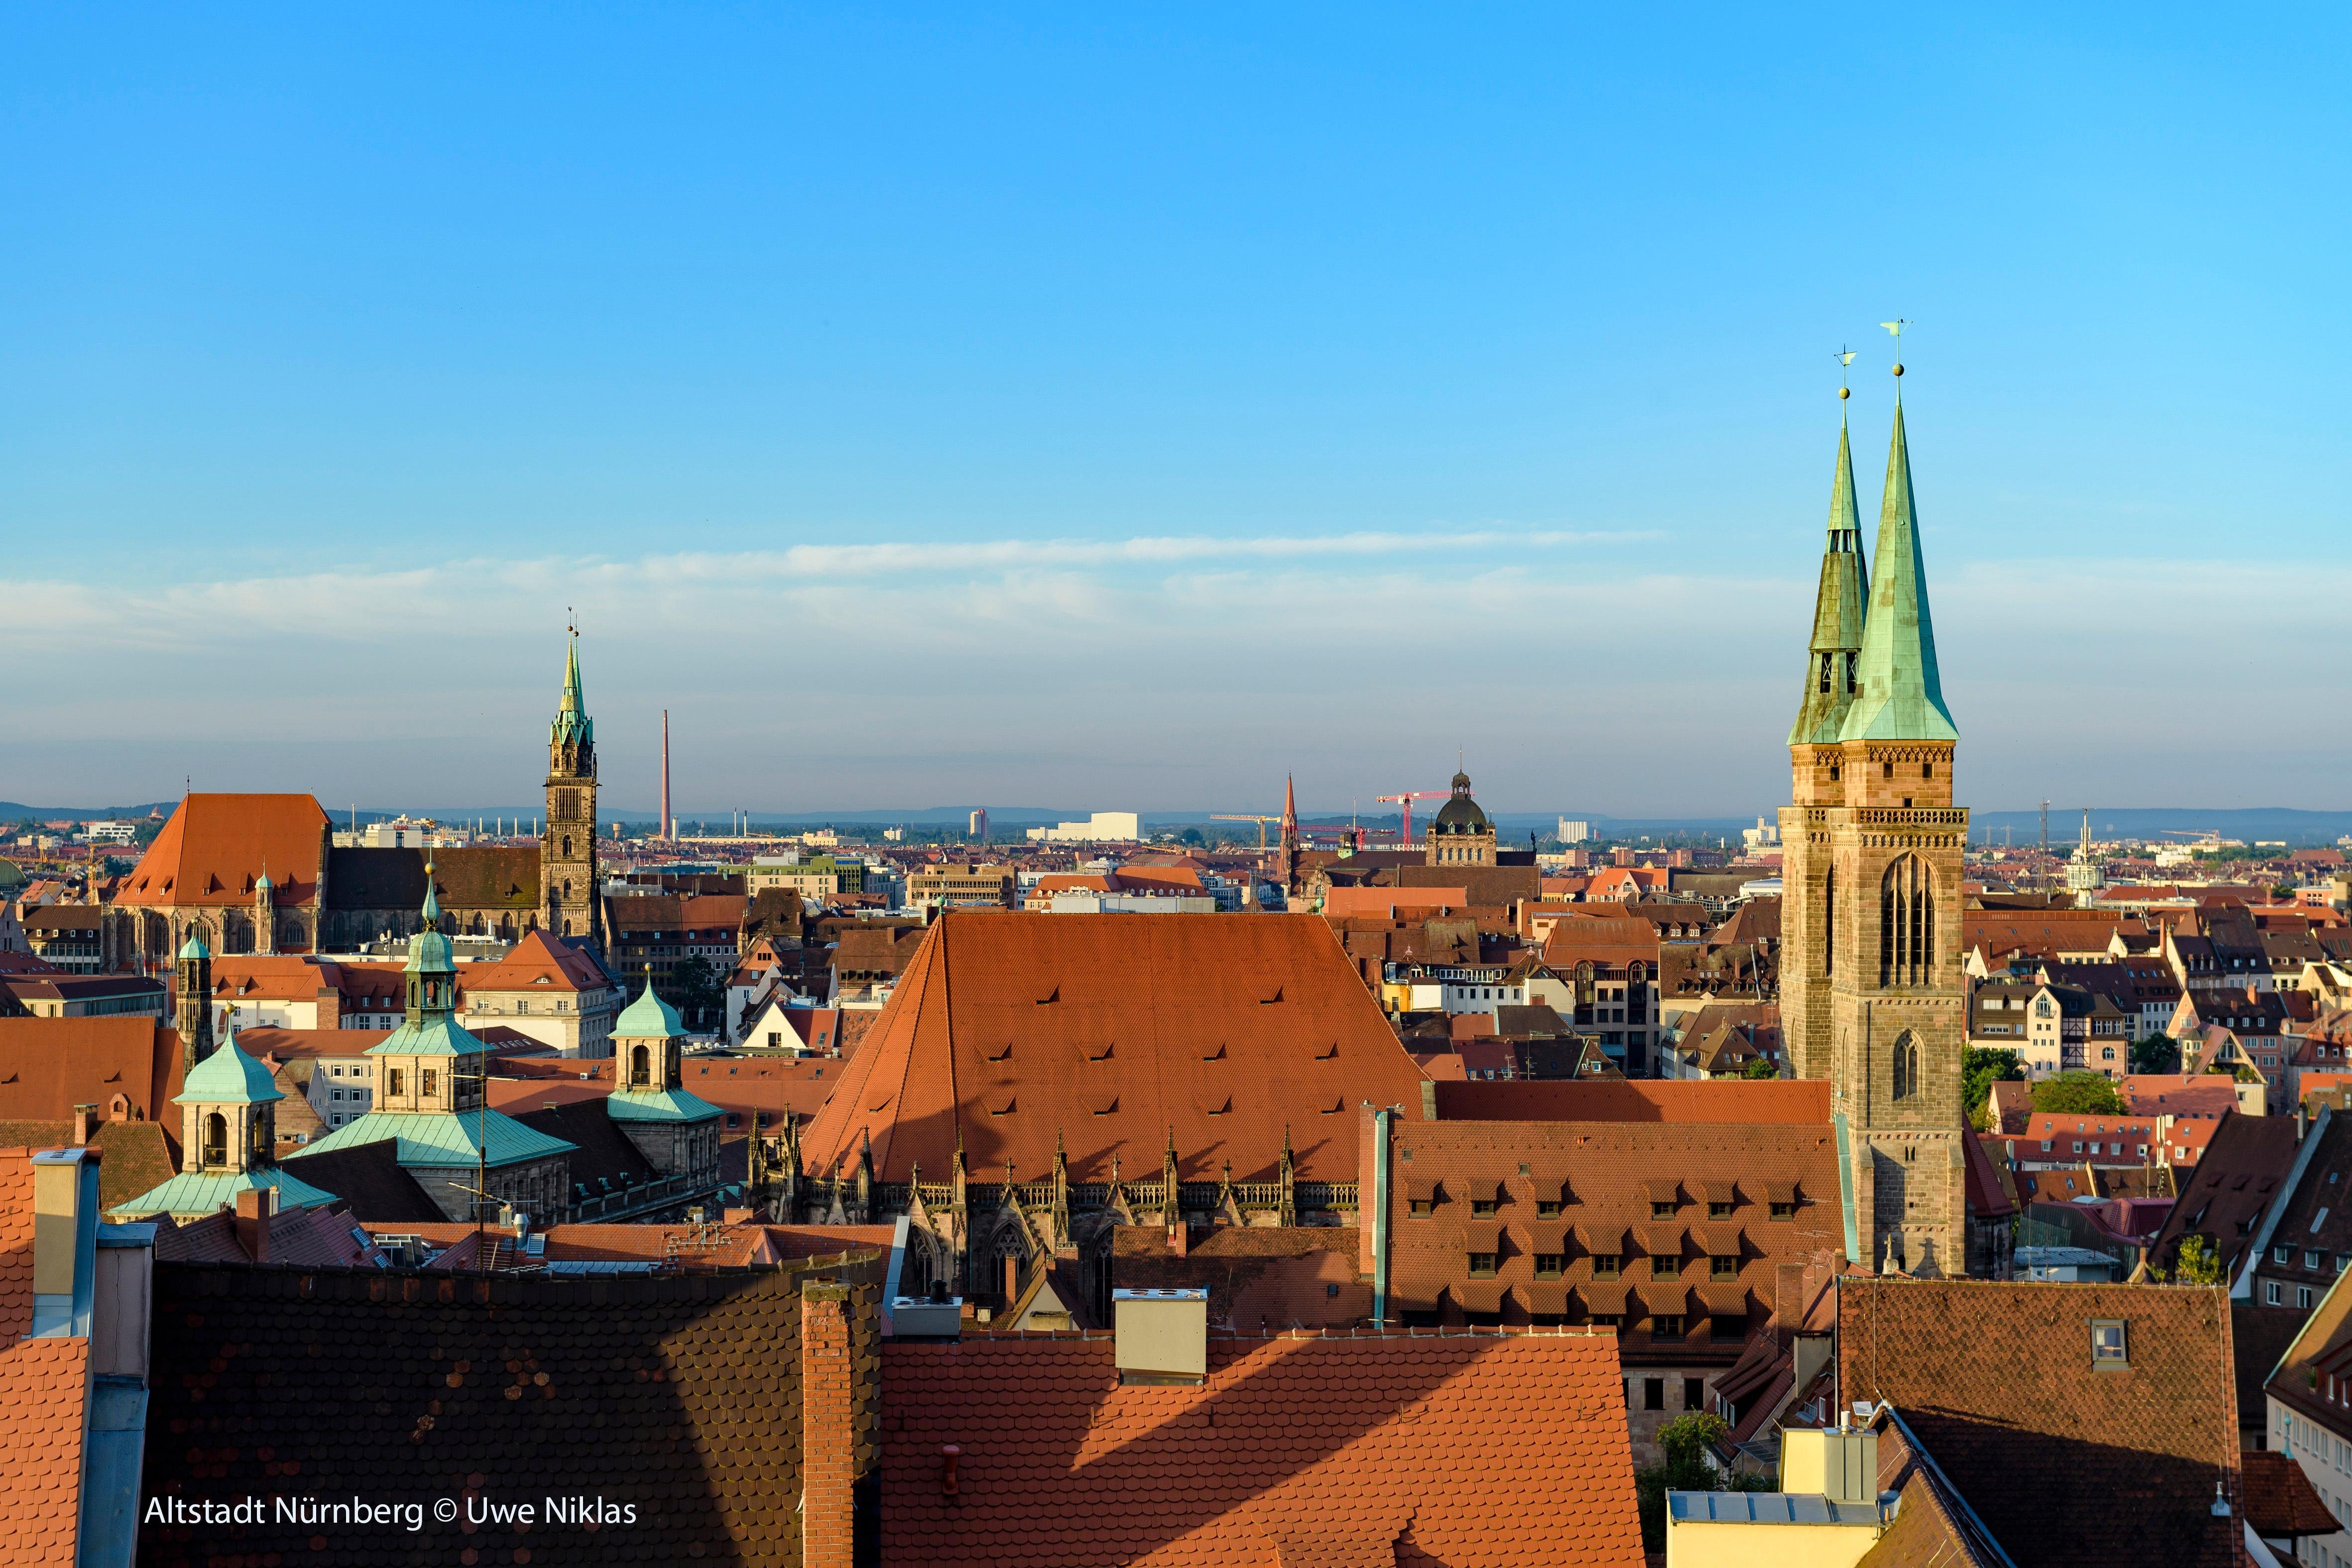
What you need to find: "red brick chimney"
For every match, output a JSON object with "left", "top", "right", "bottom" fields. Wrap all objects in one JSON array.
[
  {"left": 72, "top": 1104, "right": 96, "bottom": 1146},
  {"left": 234, "top": 1187, "right": 270, "bottom": 1264},
  {"left": 800, "top": 1280, "right": 856, "bottom": 1568}
]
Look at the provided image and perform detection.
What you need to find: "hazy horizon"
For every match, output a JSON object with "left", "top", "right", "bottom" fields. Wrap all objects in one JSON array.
[{"left": 6, "top": 9, "right": 2347, "bottom": 815}]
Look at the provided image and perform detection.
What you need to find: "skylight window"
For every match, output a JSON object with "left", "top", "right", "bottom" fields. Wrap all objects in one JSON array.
[{"left": 2091, "top": 1320, "right": 2128, "bottom": 1368}]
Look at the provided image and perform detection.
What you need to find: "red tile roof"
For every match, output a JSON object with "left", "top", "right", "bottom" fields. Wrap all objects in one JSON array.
[
  {"left": 880, "top": 1329, "right": 1643, "bottom": 1567},
  {"left": 1321, "top": 886, "right": 1474, "bottom": 919},
  {"left": 801, "top": 912, "right": 1431, "bottom": 1185},
  {"left": 2241, "top": 1449, "right": 2339, "bottom": 1537},
  {"left": 117, "top": 791, "right": 329, "bottom": 907},
  {"left": 0, "top": 1018, "right": 182, "bottom": 1126},
  {"left": 1426, "top": 1079, "right": 1831, "bottom": 1124},
  {"left": 1840, "top": 1279, "right": 2243, "bottom": 1568},
  {"left": 0, "top": 1148, "right": 92, "bottom": 1559},
  {"left": 459, "top": 929, "right": 610, "bottom": 994}
]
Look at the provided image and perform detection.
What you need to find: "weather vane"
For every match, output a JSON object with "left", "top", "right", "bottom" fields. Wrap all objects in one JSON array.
[
  {"left": 1836, "top": 345, "right": 1856, "bottom": 401},
  {"left": 1880, "top": 319, "right": 1911, "bottom": 382}
]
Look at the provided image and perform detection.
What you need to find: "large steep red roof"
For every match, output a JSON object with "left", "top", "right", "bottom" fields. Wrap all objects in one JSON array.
[
  {"left": 0, "top": 1018, "right": 182, "bottom": 1125},
  {"left": 801, "top": 912, "right": 1430, "bottom": 1185},
  {"left": 882, "top": 1329, "right": 1643, "bottom": 1567},
  {"left": 117, "top": 792, "right": 329, "bottom": 907}
]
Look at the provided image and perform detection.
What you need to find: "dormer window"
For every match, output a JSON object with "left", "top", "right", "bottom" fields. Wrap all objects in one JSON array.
[
  {"left": 2091, "top": 1320, "right": 2128, "bottom": 1368},
  {"left": 1651, "top": 1200, "right": 1675, "bottom": 1220}
]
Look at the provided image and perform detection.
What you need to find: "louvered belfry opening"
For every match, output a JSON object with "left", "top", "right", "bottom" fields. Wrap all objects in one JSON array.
[{"left": 1879, "top": 853, "right": 1933, "bottom": 988}]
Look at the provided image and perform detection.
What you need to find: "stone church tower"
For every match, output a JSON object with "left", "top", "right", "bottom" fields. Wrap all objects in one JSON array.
[
  {"left": 1778, "top": 378, "right": 1970, "bottom": 1277},
  {"left": 542, "top": 631, "right": 604, "bottom": 952}
]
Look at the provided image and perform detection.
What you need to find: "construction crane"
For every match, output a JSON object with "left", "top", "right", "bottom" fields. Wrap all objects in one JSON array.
[
  {"left": 1377, "top": 790, "right": 1449, "bottom": 844},
  {"left": 1210, "top": 814, "right": 1282, "bottom": 849}
]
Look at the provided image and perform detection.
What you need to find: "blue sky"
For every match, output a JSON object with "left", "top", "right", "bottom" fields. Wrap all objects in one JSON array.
[{"left": 3, "top": 7, "right": 2346, "bottom": 816}]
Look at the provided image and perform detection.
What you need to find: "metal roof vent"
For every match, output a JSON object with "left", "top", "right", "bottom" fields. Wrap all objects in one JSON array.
[{"left": 1114, "top": 1287, "right": 1207, "bottom": 1386}]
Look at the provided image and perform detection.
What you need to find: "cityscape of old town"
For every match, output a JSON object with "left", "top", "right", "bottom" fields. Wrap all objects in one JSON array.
[{"left": 5, "top": 10, "right": 2350, "bottom": 1568}]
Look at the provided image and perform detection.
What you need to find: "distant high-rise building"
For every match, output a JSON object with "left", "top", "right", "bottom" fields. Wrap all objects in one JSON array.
[
  {"left": 1556, "top": 818, "right": 1592, "bottom": 844},
  {"left": 968, "top": 808, "right": 989, "bottom": 843}
]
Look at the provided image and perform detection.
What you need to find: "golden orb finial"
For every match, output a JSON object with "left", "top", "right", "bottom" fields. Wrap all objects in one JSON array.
[
  {"left": 1892, "top": 363, "right": 1904, "bottom": 377},
  {"left": 1839, "top": 385, "right": 1850, "bottom": 400}
]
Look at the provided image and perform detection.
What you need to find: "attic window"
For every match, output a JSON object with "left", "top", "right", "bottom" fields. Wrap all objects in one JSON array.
[
  {"left": 2091, "top": 1320, "right": 2128, "bottom": 1369},
  {"left": 1086, "top": 1042, "right": 1114, "bottom": 1061},
  {"left": 1261, "top": 987, "right": 1283, "bottom": 1005},
  {"left": 985, "top": 1093, "right": 1016, "bottom": 1116},
  {"left": 1651, "top": 1199, "right": 1676, "bottom": 1220}
]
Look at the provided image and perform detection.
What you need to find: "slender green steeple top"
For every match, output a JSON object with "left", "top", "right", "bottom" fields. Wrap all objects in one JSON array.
[
  {"left": 1838, "top": 399, "right": 1959, "bottom": 743},
  {"left": 551, "top": 629, "right": 593, "bottom": 747},
  {"left": 1787, "top": 414, "right": 1872, "bottom": 745}
]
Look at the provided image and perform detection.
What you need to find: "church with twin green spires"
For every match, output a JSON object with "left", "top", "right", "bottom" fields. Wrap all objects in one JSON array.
[{"left": 1778, "top": 361, "right": 1983, "bottom": 1278}]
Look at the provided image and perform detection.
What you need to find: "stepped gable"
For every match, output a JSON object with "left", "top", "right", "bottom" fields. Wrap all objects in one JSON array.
[
  {"left": 117, "top": 792, "right": 330, "bottom": 907},
  {"left": 0, "top": 1018, "right": 183, "bottom": 1124},
  {"left": 881, "top": 1329, "right": 1643, "bottom": 1568},
  {"left": 800, "top": 911, "right": 1428, "bottom": 1186},
  {"left": 1840, "top": 1277, "right": 2242, "bottom": 1568}
]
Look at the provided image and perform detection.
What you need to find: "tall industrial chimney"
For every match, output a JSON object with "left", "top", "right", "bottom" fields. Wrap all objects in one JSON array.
[{"left": 661, "top": 709, "right": 673, "bottom": 840}]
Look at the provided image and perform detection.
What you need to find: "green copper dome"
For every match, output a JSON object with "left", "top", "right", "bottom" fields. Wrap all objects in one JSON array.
[
  {"left": 173, "top": 1030, "right": 282, "bottom": 1106},
  {"left": 177, "top": 929, "right": 210, "bottom": 962},
  {"left": 615, "top": 973, "right": 686, "bottom": 1039}
]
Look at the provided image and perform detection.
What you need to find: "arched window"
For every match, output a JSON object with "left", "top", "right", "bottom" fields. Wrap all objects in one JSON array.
[
  {"left": 1818, "top": 652, "right": 1832, "bottom": 694},
  {"left": 250, "top": 1114, "right": 270, "bottom": 1161},
  {"left": 1880, "top": 854, "right": 1935, "bottom": 987},
  {"left": 202, "top": 1112, "right": 228, "bottom": 1167},
  {"left": 1890, "top": 1031, "right": 1921, "bottom": 1101},
  {"left": 562, "top": 835, "right": 572, "bottom": 857},
  {"left": 1824, "top": 867, "right": 1836, "bottom": 977},
  {"left": 630, "top": 1044, "right": 651, "bottom": 1088}
]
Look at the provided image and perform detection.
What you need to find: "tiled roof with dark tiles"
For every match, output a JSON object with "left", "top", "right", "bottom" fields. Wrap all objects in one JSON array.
[
  {"left": 2241, "top": 1448, "right": 2339, "bottom": 1537},
  {"left": 1427, "top": 1078, "right": 1830, "bottom": 1123},
  {"left": 152, "top": 1200, "right": 388, "bottom": 1267},
  {"left": 118, "top": 792, "right": 329, "bottom": 908},
  {"left": 0, "top": 1017, "right": 183, "bottom": 1127},
  {"left": 0, "top": 1119, "right": 180, "bottom": 1212},
  {"left": 139, "top": 1254, "right": 883, "bottom": 1567},
  {"left": 321, "top": 845, "right": 545, "bottom": 913},
  {"left": 1384, "top": 1118, "right": 1841, "bottom": 1354},
  {"left": 277, "top": 1138, "right": 448, "bottom": 1223},
  {"left": 1838, "top": 1279, "right": 2244, "bottom": 1568},
  {"left": 880, "top": 1329, "right": 1644, "bottom": 1568},
  {"left": 2137, "top": 1109, "right": 2295, "bottom": 1283},
  {"left": 513, "top": 1099, "right": 661, "bottom": 1190},
  {"left": 607, "top": 893, "right": 749, "bottom": 934},
  {"left": 801, "top": 912, "right": 1430, "bottom": 1187},
  {"left": 0, "top": 1148, "right": 93, "bottom": 1560},
  {"left": 1854, "top": 1417, "right": 2000, "bottom": 1568}
]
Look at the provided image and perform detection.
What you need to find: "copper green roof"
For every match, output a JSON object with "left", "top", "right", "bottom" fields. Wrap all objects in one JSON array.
[
  {"left": 615, "top": 976, "right": 686, "bottom": 1039},
  {"left": 178, "top": 930, "right": 210, "bottom": 962},
  {"left": 299, "top": 1108, "right": 577, "bottom": 1169},
  {"left": 551, "top": 632, "right": 593, "bottom": 746},
  {"left": 1787, "top": 417, "right": 1872, "bottom": 746},
  {"left": 365, "top": 1014, "right": 493, "bottom": 1058},
  {"left": 173, "top": 1032, "right": 281, "bottom": 1106},
  {"left": 110, "top": 1165, "right": 338, "bottom": 1221},
  {"left": 605, "top": 1086, "right": 723, "bottom": 1124},
  {"left": 1839, "top": 402, "right": 1959, "bottom": 744}
]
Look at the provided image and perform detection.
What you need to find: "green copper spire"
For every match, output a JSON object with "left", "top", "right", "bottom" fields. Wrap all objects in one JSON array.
[
  {"left": 1787, "top": 411, "right": 1872, "bottom": 745},
  {"left": 551, "top": 628, "right": 593, "bottom": 747},
  {"left": 1839, "top": 399, "right": 1959, "bottom": 743}
]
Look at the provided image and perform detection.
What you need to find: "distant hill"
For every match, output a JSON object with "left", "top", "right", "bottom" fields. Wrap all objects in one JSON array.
[{"left": 0, "top": 801, "right": 175, "bottom": 822}]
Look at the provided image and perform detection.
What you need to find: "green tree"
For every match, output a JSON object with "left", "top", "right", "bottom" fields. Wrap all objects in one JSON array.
[
  {"left": 2129, "top": 1035, "right": 2182, "bottom": 1075},
  {"left": 1741, "top": 1056, "right": 1778, "bottom": 1080},
  {"left": 669, "top": 955, "right": 723, "bottom": 1033},
  {"left": 1177, "top": 828, "right": 1206, "bottom": 847},
  {"left": 2174, "top": 1234, "right": 2224, "bottom": 1285},
  {"left": 2031, "top": 1070, "right": 2126, "bottom": 1116},
  {"left": 1630, "top": 1413, "right": 1769, "bottom": 1551},
  {"left": 1963, "top": 1048, "right": 2025, "bottom": 1122}
]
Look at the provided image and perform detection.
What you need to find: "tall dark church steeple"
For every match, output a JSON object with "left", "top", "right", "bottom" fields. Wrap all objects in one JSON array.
[{"left": 543, "top": 628, "right": 603, "bottom": 952}]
